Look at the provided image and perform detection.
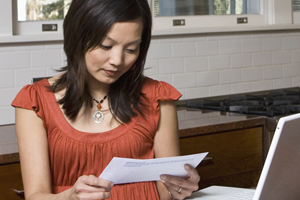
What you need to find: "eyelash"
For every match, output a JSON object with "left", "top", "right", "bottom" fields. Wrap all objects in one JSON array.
[
  {"left": 126, "top": 48, "right": 137, "bottom": 53},
  {"left": 100, "top": 44, "right": 137, "bottom": 53},
  {"left": 100, "top": 44, "right": 111, "bottom": 50}
]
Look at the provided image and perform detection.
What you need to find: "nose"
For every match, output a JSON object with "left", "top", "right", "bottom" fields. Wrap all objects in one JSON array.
[{"left": 109, "top": 48, "right": 124, "bottom": 66}]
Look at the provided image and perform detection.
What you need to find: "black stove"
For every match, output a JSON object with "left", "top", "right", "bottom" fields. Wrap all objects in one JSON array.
[{"left": 186, "top": 87, "right": 300, "bottom": 117}]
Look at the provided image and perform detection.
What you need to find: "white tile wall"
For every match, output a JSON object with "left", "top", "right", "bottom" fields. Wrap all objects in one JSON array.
[
  {"left": 197, "top": 41, "right": 219, "bottom": 56},
  {"left": 282, "top": 36, "right": 300, "bottom": 50},
  {"left": 197, "top": 71, "right": 219, "bottom": 86},
  {"left": 184, "top": 57, "right": 208, "bottom": 72},
  {"left": 231, "top": 82, "right": 253, "bottom": 94},
  {"left": 231, "top": 54, "right": 252, "bottom": 68},
  {"left": 219, "top": 40, "right": 241, "bottom": 54},
  {"left": 172, "top": 73, "right": 196, "bottom": 89},
  {"left": 272, "top": 51, "right": 292, "bottom": 65},
  {"left": 147, "top": 43, "right": 171, "bottom": 59},
  {"left": 0, "top": 51, "right": 30, "bottom": 69},
  {"left": 208, "top": 55, "right": 230, "bottom": 70},
  {"left": 172, "top": 42, "right": 196, "bottom": 57},
  {"left": 31, "top": 49, "right": 62, "bottom": 68},
  {"left": 293, "top": 77, "right": 300, "bottom": 86},
  {"left": 209, "top": 84, "right": 231, "bottom": 96},
  {"left": 252, "top": 52, "right": 272, "bottom": 66},
  {"left": 0, "top": 125, "right": 18, "bottom": 155},
  {"left": 283, "top": 63, "right": 300, "bottom": 77},
  {"left": 159, "top": 58, "right": 184, "bottom": 74},
  {"left": 262, "top": 65, "right": 282, "bottom": 80},
  {"left": 0, "top": 70, "right": 14, "bottom": 88},
  {"left": 241, "top": 39, "right": 262, "bottom": 53},
  {"left": 262, "top": 37, "right": 281, "bottom": 51},
  {"left": 2, "top": 30, "right": 300, "bottom": 154},
  {"left": 185, "top": 87, "right": 208, "bottom": 99},
  {"left": 273, "top": 78, "right": 293, "bottom": 89},
  {"left": 0, "top": 42, "right": 64, "bottom": 127},
  {"left": 292, "top": 49, "right": 300, "bottom": 63},
  {"left": 242, "top": 67, "right": 262, "bottom": 82},
  {"left": 220, "top": 69, "right": 241, "bottom": 84},
  {"left": 252, "top": 80, "right": 273, "bottom": 91}
]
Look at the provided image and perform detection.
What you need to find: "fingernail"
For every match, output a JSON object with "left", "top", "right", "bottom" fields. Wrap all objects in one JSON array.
[
  {"left": 160, "top": 175, "right": 166, "bottom": 180},
  {"left": 185, "top": 164, "right": 190, "bottom": 170},
  {"left": 111, "top": 183, "right": 114, "bottom": 187}
]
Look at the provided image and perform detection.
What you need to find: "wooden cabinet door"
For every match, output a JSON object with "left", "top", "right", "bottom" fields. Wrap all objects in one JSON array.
[
  {"left": 0, "top": 163, "right": 24, "bottom": 200},
  {"left": 180, "top": 127, "right": 263, "bottom": 189}
]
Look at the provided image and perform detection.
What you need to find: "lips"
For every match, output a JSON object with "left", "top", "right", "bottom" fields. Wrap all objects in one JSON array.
[{"left": 104, "top": 69, "right": 118, "bottom": 76}]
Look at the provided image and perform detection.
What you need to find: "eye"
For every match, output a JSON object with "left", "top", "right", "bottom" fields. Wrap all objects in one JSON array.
[
  {"left": 126, "top": 48, "right": 138, "bottom": 53},
  {"left": 100, "top": 44, "right": 112, "bottom": 50}
]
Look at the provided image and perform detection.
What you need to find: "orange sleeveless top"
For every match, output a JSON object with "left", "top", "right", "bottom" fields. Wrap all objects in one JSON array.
[{"left": 12, "top": 77, "right": 181, "bottom": 200}]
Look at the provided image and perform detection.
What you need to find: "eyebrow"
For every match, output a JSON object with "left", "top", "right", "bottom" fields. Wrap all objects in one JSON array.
[{"left": 106, "top": 36, "right": 142, "bottom": 45}]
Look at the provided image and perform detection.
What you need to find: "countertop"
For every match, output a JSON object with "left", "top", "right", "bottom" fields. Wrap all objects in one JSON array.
[
  {"left": 177, "top": 106, "right": 267, "bottom": 138},
  {"left": 0, "top": 106, "right": 268, "bottom": 165}
]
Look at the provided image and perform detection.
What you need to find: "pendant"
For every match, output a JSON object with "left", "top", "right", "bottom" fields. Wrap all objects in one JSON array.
[{"left": 93, "top": 110, "right": 104, "bottom": 124}]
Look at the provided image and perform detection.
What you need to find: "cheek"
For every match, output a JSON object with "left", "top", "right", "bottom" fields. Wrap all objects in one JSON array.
[
  {"left": 123, "top": 59, "right": 137, "bottom": 73},
  {"left": 85, "top": 52, "right": 94, "bottom": 67},
  {"left": 125, "top": 52, "right": 140, "bottom": 69},
  {"left": 86, "top": 51, "right": 105, "bottom": 68}
]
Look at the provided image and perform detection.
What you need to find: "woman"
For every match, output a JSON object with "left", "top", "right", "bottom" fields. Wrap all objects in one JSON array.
[{"left": 12, "top": 0, "right": 200, "bottom": 199}]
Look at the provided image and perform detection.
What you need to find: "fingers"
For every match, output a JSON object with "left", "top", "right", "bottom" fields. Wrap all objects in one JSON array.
[
  {"left": 160, "top": 164, "right": 200, "bottom": 200},
  {"left": 71, "top": 175, "right": 114, "bottom": 200},
  {"left": 162, "top": 179, "right": 191, "bottom": 200},
  {"left": 76, "top": 175, "right": 113, "bottom": 193},
  {"left": 161, "top": 176, "right": 194, "bottom": 199},
  {"left": 161, "top": 165, "right": 199, "bottom": 191},
  {"left": 184, "top": 164, "right": 201, "bottom": 184},
  {"left": 75, "top": 191, "right": 111, "bottom": 200}
]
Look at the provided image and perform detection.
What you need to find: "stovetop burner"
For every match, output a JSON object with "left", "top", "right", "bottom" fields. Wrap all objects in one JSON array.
[{"left": 186, "top": 87, "right": 300, "bottom": 117}]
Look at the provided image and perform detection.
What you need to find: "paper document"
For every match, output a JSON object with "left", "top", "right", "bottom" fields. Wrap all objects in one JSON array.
[{"left": 99, "top": 152, "right": 208, "bottom": 184}]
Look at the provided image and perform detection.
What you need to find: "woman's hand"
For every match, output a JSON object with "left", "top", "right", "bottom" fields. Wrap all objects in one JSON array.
[
  {"left": 68, "top": 175, "right": 114, "bottom": 200},
  {"left": 160, "top": 164, "right": 200, "bottom": 200}
]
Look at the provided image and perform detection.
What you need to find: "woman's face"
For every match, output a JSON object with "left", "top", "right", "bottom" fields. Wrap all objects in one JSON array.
[{"left": 85, "top": 18, "right": 143, "bottom": 86}]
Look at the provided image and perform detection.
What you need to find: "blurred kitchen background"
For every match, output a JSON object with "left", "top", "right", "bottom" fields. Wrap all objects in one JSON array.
[{"left": 1, "top": 0, "right": 300, "bottom": 155}]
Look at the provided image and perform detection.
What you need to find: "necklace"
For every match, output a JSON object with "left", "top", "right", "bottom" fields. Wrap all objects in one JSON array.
[{"left": 91, "top": 95, "right": 107, "bottom": 124}]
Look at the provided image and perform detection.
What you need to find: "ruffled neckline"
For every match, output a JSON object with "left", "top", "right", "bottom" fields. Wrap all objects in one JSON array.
[{"left": 39, "top": 79, "right": 139, "bottom": 143}]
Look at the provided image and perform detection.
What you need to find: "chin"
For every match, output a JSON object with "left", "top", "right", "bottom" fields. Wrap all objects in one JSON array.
[{"left": 101, "top": 77, "right": 119, "bottom": 85}]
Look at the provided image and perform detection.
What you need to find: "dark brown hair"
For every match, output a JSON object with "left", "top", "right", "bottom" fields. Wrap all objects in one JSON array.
[{"left": 51, "top": 0, "right": 152, "bottom": 123}]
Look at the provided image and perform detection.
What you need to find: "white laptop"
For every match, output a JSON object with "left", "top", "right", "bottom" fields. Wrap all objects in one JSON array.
[{"left": 186, "top": 113, "right": 300, "bottom": 200}]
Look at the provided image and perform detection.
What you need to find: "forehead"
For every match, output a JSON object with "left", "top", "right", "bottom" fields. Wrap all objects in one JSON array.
[{"left": 104, "top": 18, "right": 143, "bottom": 43}]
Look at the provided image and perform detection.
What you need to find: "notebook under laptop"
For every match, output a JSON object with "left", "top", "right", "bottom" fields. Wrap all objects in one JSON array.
[{"left": 186, "top": 113, "right": 300, "bottom": 200}]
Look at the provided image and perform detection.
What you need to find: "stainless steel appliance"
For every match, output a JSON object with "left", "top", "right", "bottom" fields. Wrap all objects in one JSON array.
[
  {"left": 182, "top": 87, "right": 300, "bottom": 161},
  {"left": 186, "top": 87, "right": 300, "bottom": 117}
]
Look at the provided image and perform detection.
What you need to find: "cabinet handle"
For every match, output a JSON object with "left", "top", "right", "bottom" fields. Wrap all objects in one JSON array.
[
  {"left": 13, "top": 189, "right": 25, "bottom": 198},
  {"left": 203, "top": 157, "right": 213, "bottom": 161}
]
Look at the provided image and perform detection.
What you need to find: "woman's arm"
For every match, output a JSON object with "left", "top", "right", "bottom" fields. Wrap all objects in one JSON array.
[
  {"left": 153, "top": 101, "right": 181, "bottom": 158},
  {"left": 16, "top": 107, "right": 54, "bottom": 199},
  {"left": 154, "top": 101, "right": 200, "bottom": 200},
  {"left": 15, "top": 107, "right": 112, "bottom": 200},
  {"left": 154, "top": 100, "right": 180, "bottom": 200}
]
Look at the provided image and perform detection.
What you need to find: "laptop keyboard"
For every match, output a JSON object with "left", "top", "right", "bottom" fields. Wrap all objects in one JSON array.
[{"left": 224, "top": 190, "right": 255, "bottom": 200}]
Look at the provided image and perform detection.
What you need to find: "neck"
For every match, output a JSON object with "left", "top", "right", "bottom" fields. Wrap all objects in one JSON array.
[{"left": 88, "top": 84, "right": 110, "bottom": 101}]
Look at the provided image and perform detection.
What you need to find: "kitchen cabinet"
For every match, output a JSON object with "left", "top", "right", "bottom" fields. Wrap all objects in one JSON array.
[
  {"left": 0, "top": 162, "right": 24, "bottom": 200},
  {"left": 179, "top": 126, "right": 263, "bottom": 190}
]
